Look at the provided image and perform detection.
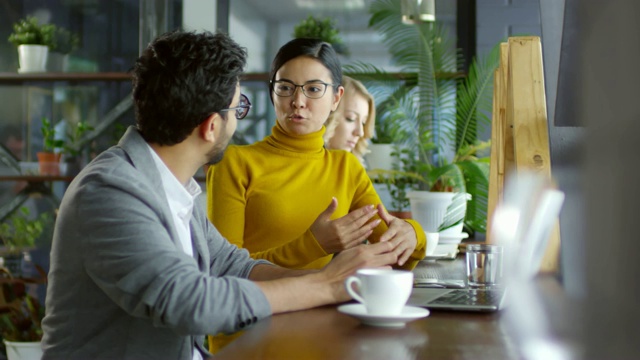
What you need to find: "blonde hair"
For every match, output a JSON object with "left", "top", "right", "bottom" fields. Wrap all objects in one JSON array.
[{"left": 324, "top": 75, "right": 376, "bottom": 160}]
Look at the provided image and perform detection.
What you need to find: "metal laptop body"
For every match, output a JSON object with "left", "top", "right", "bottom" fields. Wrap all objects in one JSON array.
[{"left": 408, "top": 287, "right": 506, "bottom": 312}]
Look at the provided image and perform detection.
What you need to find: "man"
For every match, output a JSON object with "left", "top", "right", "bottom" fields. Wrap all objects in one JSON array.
[{"left": 41, "top": 30, "right": 399, "bottom": 359}]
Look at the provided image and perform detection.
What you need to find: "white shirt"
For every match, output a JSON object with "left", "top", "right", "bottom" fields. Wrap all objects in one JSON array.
[{"left": 147, "top": 144, "right": 203, "bottom": 360}]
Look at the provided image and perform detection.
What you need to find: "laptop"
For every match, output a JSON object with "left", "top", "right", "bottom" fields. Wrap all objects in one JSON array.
[{"left": 407, "top": 173, "right": 565, "bottom": 312}]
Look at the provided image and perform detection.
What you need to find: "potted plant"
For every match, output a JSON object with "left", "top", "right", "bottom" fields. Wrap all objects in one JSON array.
[
  {"left": 8, "top": 16, "right": 55, "bottom": 73},
  {"left": 59, "top": 120, "right": 94, "bottom": 176},
  {"left": 347, "top": 0, "right": 499, "bottom": 236},
  {"left": 47, "top": 26, "right": 79, "bottom": 72},
  {"left": 364, "top": 104, "right": 401, "bottom": 171},
  {"left": 368, "top": 145, "right": 417, "bottom": 218},
  {"left": 37, "top": 118, "right": 63, "bottom": 176},
  {"left": 293, "top": 15, "right": 349, "bottom": 55},
  {"left": 0, "top": 207, "right": 49, "bottom": 277},
  {"left": 36, "top": 117, "right": 93, "bottom": 176},
  {"left": 0, "top": 265, "right": 47, "bottom": 360}
]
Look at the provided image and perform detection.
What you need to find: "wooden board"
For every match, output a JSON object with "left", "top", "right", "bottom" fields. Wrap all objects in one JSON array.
[
  {"left": 486, "top": 43, "right": 509, "bottom": 241},
  {"left": 487, "top": 36, "right": 561, "bottom": 273}
]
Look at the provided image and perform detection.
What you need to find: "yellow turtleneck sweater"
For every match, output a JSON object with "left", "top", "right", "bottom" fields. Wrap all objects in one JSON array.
[{"left": 207, "top": 122, "right": 426, "bottom": 270}]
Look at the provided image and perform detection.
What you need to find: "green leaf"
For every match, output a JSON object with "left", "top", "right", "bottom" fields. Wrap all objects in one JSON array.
[{"left": 438, "top": 192, "right": 470, "bottom": 231}]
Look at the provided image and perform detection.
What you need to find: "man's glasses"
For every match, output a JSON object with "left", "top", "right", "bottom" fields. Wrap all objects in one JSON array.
[
  {"left": 219, "top": 93, "right": 251, "bottom": 120},
  {"left": 271, "top": 80, "right": 335, "bottom": 99}
]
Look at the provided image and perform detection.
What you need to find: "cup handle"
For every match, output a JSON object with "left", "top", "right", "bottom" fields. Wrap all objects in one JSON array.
[{"left": 345, "top": 276, "right": 365, "bottom": 304}]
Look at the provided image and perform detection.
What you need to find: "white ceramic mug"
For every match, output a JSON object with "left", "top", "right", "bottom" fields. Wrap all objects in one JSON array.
[
  {"left": 425, "top": 232, "right": 440, "bottom": 255},
  {"left": 345, "top": 269, "right": 414, "bottom": 316}
]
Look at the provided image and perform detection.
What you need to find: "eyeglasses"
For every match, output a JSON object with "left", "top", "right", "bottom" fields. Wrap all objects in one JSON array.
[
  {"left": 219, "top": 93, "right": 251, "bottom": 120},
  {"left": 271, "top": 80, "right": 335, "bottom": 99}
]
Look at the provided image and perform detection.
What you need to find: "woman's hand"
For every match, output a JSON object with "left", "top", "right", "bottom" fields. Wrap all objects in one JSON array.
[
  {"left": 376, "top": 204, "right": 418, "bottom": 267},
  {"left": 310, "top": 198, "right": 380, "bottom": 254}
]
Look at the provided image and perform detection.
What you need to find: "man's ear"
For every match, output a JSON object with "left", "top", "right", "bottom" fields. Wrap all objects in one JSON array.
[{"left": 199, "top": 113, "right": 219, "bottom": 142}]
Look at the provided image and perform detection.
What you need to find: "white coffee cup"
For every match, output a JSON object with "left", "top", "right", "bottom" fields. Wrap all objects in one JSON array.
[
  {"left": 345, "top": 269, "right": 414, "bottom": 316},
  {"left": 425, "top": 232, "right": 440, "bottom": 255}
]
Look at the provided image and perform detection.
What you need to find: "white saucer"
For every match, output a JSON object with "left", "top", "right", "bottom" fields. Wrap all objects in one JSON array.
[
  {"left": 439, "top": 232, "right": 469, "bottom": 244},
  {"left": 338, "top": 304, "right": 430, "bottom": 327}
]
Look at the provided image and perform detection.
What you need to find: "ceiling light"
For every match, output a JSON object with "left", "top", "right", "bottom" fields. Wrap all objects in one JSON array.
[
  {"left": 295, "top": 0, "right": 365, "bottom": 11},
  {"left": 401, "top": 0, "right": 436, "bottom": 24}
]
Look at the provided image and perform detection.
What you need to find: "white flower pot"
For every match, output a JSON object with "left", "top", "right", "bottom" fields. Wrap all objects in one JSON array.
[
  {"left": 364, "top": 143, "right": 394, "bottom": 171},
  {"left": 406, "top": 191, "right": 470, "bottom": 234},
  {"left": 17, "top": 44, "right": 49, "bottom": 73},
  {"left": 3, "top": 340, "right": 43, "bottom": 360}
]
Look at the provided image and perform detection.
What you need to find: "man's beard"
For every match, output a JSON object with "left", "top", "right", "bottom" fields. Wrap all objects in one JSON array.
[
  {"left": 206, "top": 146, "right": 225, "bottom": 165},
  {"left": 205, "top": 128, "right": 231, "bottom": 165}
]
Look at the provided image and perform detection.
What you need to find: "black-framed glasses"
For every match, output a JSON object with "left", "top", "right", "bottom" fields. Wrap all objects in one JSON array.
[
  {"left": 270, "top": 80, "right": 335, "bottom": 99},
  {"left": 219, "top": 93, "right": 251, "bottom": 120}
]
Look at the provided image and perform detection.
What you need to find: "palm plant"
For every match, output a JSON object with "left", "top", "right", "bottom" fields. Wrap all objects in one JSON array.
[{"left": 346, "top": 0, "right": 499, "bottom": 233}]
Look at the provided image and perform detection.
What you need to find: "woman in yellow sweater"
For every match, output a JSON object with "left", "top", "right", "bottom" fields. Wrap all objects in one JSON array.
[
  {"left": 324, "top": 75, "right": 376, "bottom": 165},
  {"left": 207, "top": 37, "right": 426, "bottom": 271}
]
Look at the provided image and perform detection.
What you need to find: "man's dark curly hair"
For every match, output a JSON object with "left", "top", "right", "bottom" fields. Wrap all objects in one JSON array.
[{"left": 132, "top": 30, "right": 247, "bottom": 146}]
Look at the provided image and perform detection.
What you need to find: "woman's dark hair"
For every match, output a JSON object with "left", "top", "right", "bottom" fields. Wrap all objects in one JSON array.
[
  {"left": 268, "top": 38, "right": 342, "bottom": 104},
  {"left": 132, "top": 30, "right": 247, "bottom": 145}
]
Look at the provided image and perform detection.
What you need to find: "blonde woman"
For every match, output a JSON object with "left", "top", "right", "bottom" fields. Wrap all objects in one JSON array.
[{"left": 324, "top": 75, "right": 375, "bottom": 164}]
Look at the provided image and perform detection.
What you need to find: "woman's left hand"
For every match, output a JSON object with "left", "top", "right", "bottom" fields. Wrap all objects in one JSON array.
[{"left": 376, "top": 204, "right": 418, "bottom": 267}]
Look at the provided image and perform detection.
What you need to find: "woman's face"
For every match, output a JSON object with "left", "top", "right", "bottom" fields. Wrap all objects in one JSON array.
[
  {"left": 273, "top": 56, "right": 343, "bottom": 135},
  {"left": 327, "top": 91, "right": 368, "bottom": 152}
]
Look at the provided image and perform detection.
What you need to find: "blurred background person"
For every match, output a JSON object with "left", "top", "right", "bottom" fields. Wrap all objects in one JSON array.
[{"left": 323, "top": 75, "right": 375, "bottom": 165}]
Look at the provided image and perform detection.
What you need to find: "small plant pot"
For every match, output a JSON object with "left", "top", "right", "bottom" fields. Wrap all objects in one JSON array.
[
  {"left": 364, "top": 143, "right": 395, "bottom": 171},
  {"left": 17, "top": 44, "right": 49, "bottom": 73},
  {"left": 407, "top": 191, "right": 469, "bottom": 233},
  {"left": 46, "top": 51, "right": 69, "bottom": 72},
  {"left": 36, "top": 152, "right": 61, "bottom": 176},
  {"left": 3, "top": 340, "right": 43, "bottom": 360}
]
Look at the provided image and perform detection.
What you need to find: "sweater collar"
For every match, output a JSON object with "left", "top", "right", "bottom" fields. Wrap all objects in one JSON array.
[{"left": 265, "top": 121, "right": 326, "bottom": 154}]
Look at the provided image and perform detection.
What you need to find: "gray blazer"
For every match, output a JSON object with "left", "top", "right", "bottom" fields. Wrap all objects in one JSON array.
[{"left": 41, "top": 127, "right": 272, "bottom": 359}]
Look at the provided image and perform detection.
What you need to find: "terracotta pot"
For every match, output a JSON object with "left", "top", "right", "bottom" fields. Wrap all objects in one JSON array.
[
  {"left": 388, "top": 211, "right": 412, "bottom": 219},
  {"left": 36, "top": 152, "right": 61, "bottom": 176}
]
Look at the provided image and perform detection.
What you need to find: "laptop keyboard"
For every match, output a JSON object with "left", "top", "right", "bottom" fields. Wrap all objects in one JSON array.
[{"left": 430, "top": 289, "right": 503, "bottom": 306}]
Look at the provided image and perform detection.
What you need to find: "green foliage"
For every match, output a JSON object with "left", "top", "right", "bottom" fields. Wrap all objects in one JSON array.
[
  {"left": 41, "top": 117, "right": 64, "bottom": 153},
  {"left": 64, "top": 121, "right": 94, "bottom": 157},
  {"left": 369, "top": 145, "right": 425, "bottom": 211},
  {"left": 50, "top": 26, "right": 80, "bottom": 54},
  {"left": 293, "top": 15, "right": 348, "bottom": 55},
  {"left": 346, "top": 0, "right": 500, "bottom": 233},
  {"left": 372, "top": 110, "right": 399, "bottom": 144},
  {"left": 41, "top": 117, "right": 94, "bottom": 156},
  {"left": 7, "top": 16, "right": 55, "bottom": 47},
  {"left": 0, "top": 207, "right": 49, "bottom": 254},
  {"left": 111, "top": 123, "right": 127, "bottom": 144},
  {"left": 0, "top": 267, "right": 47, "bottom": 341},
  {"left": 384, "top": 146, "right": 419, "bottom": 210}
]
